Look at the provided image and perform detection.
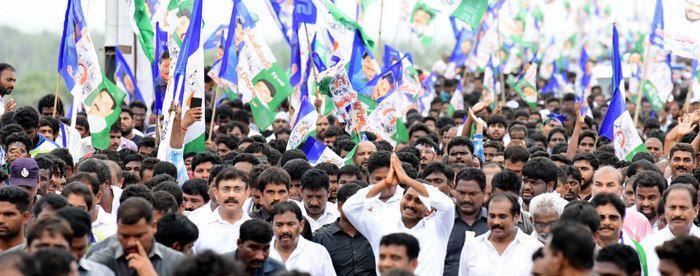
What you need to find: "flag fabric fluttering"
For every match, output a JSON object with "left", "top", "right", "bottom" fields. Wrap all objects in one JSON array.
[
  {"left": 114, "top": 48, "right": 144, "bottom": 105},
  {"left": 127, "top": 0, "right": 156, "bottom": 63},
  {"left": 446, "top": 77, "right": 465, "bottom": 116},
  {"left": 423, "top": 0, "right": 488, "bottom": 31},
  {"left": 302, "top": 136, "right": 345, "bottom": 167},
  {"left": 362, "top": 90, "right": 412, "bottom": 146},
  {"left": 287, "top": 98, "right": 318, "bottom": 150},
  {"left": 83, "top": 78, "right": 127, "bottom": 150},
  {"left": 218, "top": 0, "right": 256, "bottom": 99},
  {"left": 507, "top": 52, "right": 539, "bottom": 110},
  {"left": 599, "top": 25, "right": 648, "bottom": 162},
  {"left": 318, "top": 59, "right": 368, "bottom": 136},
  {"left": 203, "top": 24, "right": 228, "bottom": 50}
]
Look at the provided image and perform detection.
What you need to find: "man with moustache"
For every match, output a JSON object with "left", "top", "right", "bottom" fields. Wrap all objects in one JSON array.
[
  {"left": 444, "top": 168, "right": 489, "bottom": 275},
  {"left": 192, "top": 168, "right": 251, "bottom": 254},
  {"left": 249, "top": 167, "right": 306, "bottom": 222},
  {"left": 668, "top": 143, "right": 696, "bottom": 182},
  {"left": 573, "top": 153, "right": 599, "bottom": 201},
  {"left": 529, "top": 193, "right": 568, "bottom": 243},
  {"left": 0, "top": 63, "right": 16, "bottom": 116},
  {"left": 641, "top": 184, "right": 700, "bottom": 276},
  {"left": 300, "top": 169, "right": 339, "bottom": 232},
  {"left": 557, "top": 165, "right": 582, "bottom": 201},
  {"left": 633, "top": 171, "right": 666, "bottom": 230},
  {"left": 520, "top": 157, "right": 559, "bottom": 212},
  {"left": 344, "top": 153, "right": 455, "bottom": 275},
  {"left": 353, "top": 141, "right": 377, "bottom": 174},
  {"left": 458, "top": 192, "right": 543, "bottom": 275},
  {"left": 231, "top": 219, "right": 287, "bottom": 276},
  {"left": 269, "top": 202, "right": 335, "bottom": 276}
]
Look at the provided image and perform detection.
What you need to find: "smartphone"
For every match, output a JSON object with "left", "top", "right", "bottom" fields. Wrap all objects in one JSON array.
[{"left": 190, "top": 97, "right": 203, "bottom": 108}]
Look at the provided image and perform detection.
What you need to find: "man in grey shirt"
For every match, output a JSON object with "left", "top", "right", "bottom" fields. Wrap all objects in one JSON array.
[{"left": 89, "top": 197, "right": 184, "bottom": 275}]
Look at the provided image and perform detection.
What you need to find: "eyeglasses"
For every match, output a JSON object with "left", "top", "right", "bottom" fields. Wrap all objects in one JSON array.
[{"left": 534, "top": 220, "right": 558, "bottom": 229}]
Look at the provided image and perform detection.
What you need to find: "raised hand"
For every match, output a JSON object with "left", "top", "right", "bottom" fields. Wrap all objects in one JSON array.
[{"left": 126, "top": 242, "right": 157, "bottom": 276}]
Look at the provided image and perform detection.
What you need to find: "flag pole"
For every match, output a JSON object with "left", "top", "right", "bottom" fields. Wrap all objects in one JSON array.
[
  {"left": 633, "top": 41, "right": 651, "bottom": 124},
  {"left": 53, "top": 73, "right": 61, "bottom": 117},
  {"left": 302, "top": 23, "right": 322, "bottom": 112},
  {"left": 208, "top": 86, "right": 219, "bottom": 141},
  {"left": 377, "top": 0, "right": 385, "bottom": 63}
]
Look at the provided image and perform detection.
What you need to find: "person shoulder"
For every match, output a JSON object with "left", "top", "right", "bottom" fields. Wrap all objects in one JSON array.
[
  {"left": 87, "top": 243, "right": 119, "bottom": 263},
  {"left": 155, "top": 242, "right": 186, "bottom": 260},
  {"left": 312, "top": 222, "right": 337, "bottom": 243}
]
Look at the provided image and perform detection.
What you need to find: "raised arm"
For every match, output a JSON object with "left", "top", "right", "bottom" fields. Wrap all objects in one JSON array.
[{"left": 566, "top": 113, "right": 585, "bottom": 159}]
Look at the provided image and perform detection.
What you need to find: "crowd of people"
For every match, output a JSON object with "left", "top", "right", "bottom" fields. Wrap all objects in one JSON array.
[{"left": 0, "top": 53, "right": 699, "bottom": 276}]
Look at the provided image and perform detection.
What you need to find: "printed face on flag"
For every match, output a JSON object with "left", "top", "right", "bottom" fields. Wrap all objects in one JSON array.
[
  {"left": 87, "top": 89, "right": 116, "bottom": 117},
  {"left": 361, "top": 53, "right": 377, "bottom": 80},
  {"left": 686, "top": 0, "right": 700, "bottom": 22},
  {"left": 411, "top": 7, "right": 434, "bottom": 28}
]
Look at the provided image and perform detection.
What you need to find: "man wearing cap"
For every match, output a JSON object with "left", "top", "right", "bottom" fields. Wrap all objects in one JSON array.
[{"left": 8, "top": 158, "right": 39, "bottom": 211}]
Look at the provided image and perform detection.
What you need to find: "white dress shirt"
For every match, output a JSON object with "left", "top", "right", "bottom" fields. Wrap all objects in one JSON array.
[
  {"left": 269, "top": 236, "right": 336, "bottom": 276},
  {"left": 343, "top": 184, "right": 455, "bottom": 276},
  {"left": 305, "top": 201, "right": 340, "bottom": 232},
  {"left": 458, "top": 229, "right": 543, "bottom": 276},
  {"left": 192, "top": 207, "right": 251, "bottom": 254},
  {"left": 92, "top": 206, "right": 117, "bottom": 242},
  {"left": 641, "top": 224, "right": 700, "bottom": 276},
  {"left": 188, "top": 200, "right": 217, "bottom": 225}
]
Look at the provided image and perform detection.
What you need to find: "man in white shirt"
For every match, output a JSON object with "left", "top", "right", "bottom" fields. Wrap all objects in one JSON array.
[
  {"left": 633, "top": 171, "right": 666, "bottom": 230},
  {"left": 363, "top": 151, "right": 403, "bottom": 221},
  {"left": 538, "top": 221, "right": 596, "bottom": 276},
  {"left": 0, "top": 63, "right": 16, "bottom": 117},
  {"left": 193, "top": 168, "right": 251, "bottom": 254},
  {"left": 378, "top": 233, "right": 420, "bottom": 275},
  {"left": 300, "top": 169, "right": 338, "bottom": 232},
  {"left": 269, "top": 202, "right": 336, "bottom": 276},
  {"left": 459, "top": 192, "right": 543, "bottom": 276},
  {"left": 641, "top": 184, "right": 700, "bottom": 276},
  {"left": 344, "top": 153, "right": 455, "bottom": 275}
]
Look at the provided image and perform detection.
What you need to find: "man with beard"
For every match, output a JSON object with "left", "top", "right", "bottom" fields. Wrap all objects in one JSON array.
[
  {"left": 634, "top": 171, "right": 666, "bottom": 230},
  {"left": 557, "top": 165, "right": 582, "bottom": 201},
  {"left": 249, "top": 167, "right": 306, "bottom": 222},
  {"left": 573, "top": 153, "right": 599, "bottom": 201},
  {"left": 447, "top": 137, "right": 474, "bottom": 167},
  {"left": 521, "top": 158, "right": 559, "bottom": 212},
  {"left": 444, "top": 168, "right": 488, "bottom": 276},
  {"left": 0, "top": 63, "right": 16, "bottom": 116},
  {"left": 641, "top": 184, "right": 700, "bottom": 276},
  {"left": 192, "top": 168, "right": 251, "bottom": 254},
  {"left": 503, "top": 146, "right": 529, "bottom": 176},
  {"left": 300, "top": 169, "right": 338, "bottom": 232},
  {"left": 415, "top": 137, "right": 441, "bottom": 172},
  {"left": 353, "top": 141, "right": 377, "bottom": 173},
  {"left": 344, "top": 153, "right": 455, "bottom": 275},
  {"left": 529, "top": 193, "right": 568, "bottom": 243},
  {"left": 89, "top": 197, "right": 185, "bottom": 275},
  {"left": 486, "top": 115, "right": 507, "bottom": 141},
  {"left": 0, "top": 186, "right": 30, "bottom": 253},
  {"left": 269, "top": 202, "right": 335, "bottom": 275},
  {"left": 668, "top": 143, "right": 696, "bottom": 182},
  {"left": 458, "top": 192, "right": 543, "bottom": 275},
  {"left": 231, "top": 219, "right": 286, "bottom": 276}
]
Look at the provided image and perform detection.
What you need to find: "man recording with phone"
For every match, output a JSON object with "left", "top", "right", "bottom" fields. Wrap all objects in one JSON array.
[{"left": 166, "top": 98, "right": 203, "bottom": 185}]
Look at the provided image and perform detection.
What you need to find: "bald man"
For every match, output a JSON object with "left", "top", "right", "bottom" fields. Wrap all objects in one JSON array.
[
  {"left": 353, "top": 141, "right": 377, "bottom": 172},
  {"left": 591, "top": 166, "right": 652, "bottom": 241}
]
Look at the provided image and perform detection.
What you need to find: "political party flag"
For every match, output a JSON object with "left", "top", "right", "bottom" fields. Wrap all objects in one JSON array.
[
  {"left": 58, "top": 0, "right": 103, "bottom": 103},
  {"left": 264, "top": 0, "right": 294, "bottom": 45},
  {"left": 657, "top": 0, "right": 700, "bottom": 59},
  {"left": 362, "top": 90, "right": 413, "bottom": 146},
  {"left": 642, "top": 56, "right": 673, "bottom": 112},
  {"left": 152, "top": 22, "right": 168, "bottom": 115},
  {"left": 207, "top": 60, "right": 237, "bottom": 101},
  {"left": 446, "top": 78, "right": 464, "bottom": 117},
  {"left": 289, "top": 0, "right": 318, "bottom": 87},
  {"left": 424, "top": 0, "right": 488, "bottom": 30},
  {"left": 302, "top": 136, "right": 345, "bottom": 167},
  {"left": 599, "top": 25, "right": 648, "bottom": 161},
  {"left": 287, "top": 99, "right": 318, "bottom": 150},
  {"left": 114, "top": 48, "right": 144, "bottom": 105},
  {"left": 507, "top": 52, "right": 539, "bottom": 110},
  {"left": 158, "top": 0, "right": 205, "bottom": 158},
  {"left": 127, "top": 0, "right": 156, "bottom": 63},
  {"left": 218, "top": 0, "right": 255, "bottom": 94},
  {"left": 358, "top": 60, "right": 400, "bottom": 103},
  {"left": 318, "top": 59, "right": 368, "bottom": 135},
  {"left": 483, "top": 56, "right": 497, "bottom": 106},
  {"left": 237, "top": 30, "right": 294, "bottom": 131},
  {"left": 417, "top": 72, "right": 437, "bottom": 116},
  {"left": 347, "top": 29, "right": 380, "bottom": 92},
  {"left": 84, "top": 78, "right": 126, "bottom": 150},
  {"left": 203, "top": 24, "right": 228, "bottom": 50},
  {"left": 577, "top": 46, "right": 591, "bottom": 102}
]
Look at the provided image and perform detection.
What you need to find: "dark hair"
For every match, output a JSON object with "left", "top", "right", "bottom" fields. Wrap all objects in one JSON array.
[
  {"left": 522, "top": 157, "right": 559, "bottom": 184},
  {"left": 300, "top": 169, "right": 329, "bottom": 191},
  {"left": 573, "top": 153, "right": 600, "bottom": 170},
  {"left": 626, "top": 160, "right": 662, "bottom": 178},
  {"left": 153, "top": 162, "right": 178, "bottom": 179},
  {"left": 670, "top": 174, "right": 700, "bottom": 191},
  {"left": 49, "top": 148, "right": 74, "bottom": 169},
  {"left": 560, "top": 201, "right": 600, "bottom": 233},
  {"left": 669, "top": 143, "right": 696, "bottom": 161},
  {"left": 283, "top": 159, "right": 312, "bottom": 182},
  {"left": 231, "top": 153, "right": 260, "bottom": 167},
  {"left": 278, "top": 149, "right": 307, "bottom": 166},
  {"left": 447, "top": 137, "right": 474, "bottom": 156},
  {"left": 117, "top": 197, "right": 154, "bottom": 225},
  {"left": 504, "top": 146, "right": 530, "bottom": 164},
  {"left": 0, "top": 186, "right": 30, "bottom": 213},
  {"left": 67, "top": 173, "right": 100, "bottom": 195},
  {"left": 655, "top": 235, "right": 700, "bottom": 273},
  {"left": 396, "top": 151, "right": 420, "bottom": 172},
  {"left": 173, "top": 250, "right": 242, "bottom": 276},
  {"left": 140, "top": 157, "right": 160, "bottom": 179},
  {"left": 337, "top": 183, "right": 362, "bottom": 204},
  {"left": 257, "top": 167, "right": 291, "bottom": 191},
  {"left": 32, "top": 248, "right": 75, "bottom": 276},
  {"left": 27, "top": 216, "right": 72, "bottom": 248},
  {"left": 551, "top": 155, "right": 572, "bottom": 165},
  {"left": 12, "top": 106, "right": 39, "bottom": 131},
  {"left": 147, "top": 174, "right": 176, "bottom": 189},
  {"left": 486, "top": 115, "right": 507, "bottom": 128},
  {"left": 596, "top": 244, "right": 641, "bottom": 276},
  {"left": 138, "top": 136, "right": 156, "bottom": 149},
  {"left": 2, "top": 132, "right": 33, "bottom": 151},
  {"left": 33, "top": 194, "right": 68, "bottom": 218},
  {"left": 153, "top": 181, "right": 184, "bottom": 206},
  {"left": 380, "top": 233, "right": 420, "bottom": 260},
  {"left": 55, "top": 207, "right": 92, "bottom": 238},
  {"left": 367, "top": 150, "right": 392, "bottom": 174},
  {"left": 420, "top": 162, "right": 455, "bottom": 185},
  {"left": 315, "top": 163, "right": 339, "bottom": 179},
  {"left": 415, "top": 136, "right": 440, "bottom": 154},
  {"left": 214, "top": 168, "right": 249, "bottom": 188},
  {"left": 491, "top": 171, "right": 522, "bottom": 195},
  {"left": 487, "top": 192, "right": 520, "bottom": 217},
  {"left": 120, "top": 184, "right": 155, "bottom": 203},
  {"left": 409, "top": 123, "right": 432, "bottom": 140},
  {"left": 560, "top": 165, "right": 582, "bottom": 183},
  {"left": 590, "top": 192, "right": 626, "bottom": 218},
  {"left": 338, "top": 165, "right": 363, "bottom": 180},
  {"left": 155, "top": 213, "right": 199, "bottom": 248},
  {"left": 182, "top": 179, "right": 210, "bottom": 202},
  {"left": 662, "top": 184, "right": 698, "bottom": 208},
  {"left": 77, "top": 159, "right": 110, "bottom": 185},
  {"left": 208, "top": 164, "right": 232, "bottom": 186},
  {"left": 549, "top": 222, "right": 595, "bottom": 270},
  {"left": 37, "top": 116, "right": 60, "bottom": 135},
  {"left": 191, "top": 152, "right": 222, "bottom": 172},
  {"left": 271, "top": 201, "right": 303, "bottom": 222},
  {"left": 152, "top": 190, "right": 179, "bottom": 216},
  {"left": 239, "top": 219, "right": 274, "bottom": 243},
  {"left": 454, "top": 167, "right": 486, "bottom": 191},
  {"left": 633, "top": 170, "right": 666, "bottom": 194}
]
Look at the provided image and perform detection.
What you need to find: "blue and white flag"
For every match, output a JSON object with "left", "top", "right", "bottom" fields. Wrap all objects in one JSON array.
[
  {"left": 599, "top": 25, "right": 647, "bottom": 161},
  {"left": 265, "top": 0, "right": 294, "bottom": 45},
  {"left": 289, "top": 0, "right": 318, "bottom": 87},
  {"left": 348, "top": 29, "right": 379, "bottom": 92},
  {"left": 152, "top": 22, "right": 168, "bottom": 115},
  {"left": 203, "top": 24, "right": 228, "bottom": 50},
  {"left": 302, "top": 136, "right": 344, "bottom": 167},
  {"left": 114, "top": 48, "right": 144, "bottom": 104},
  {"left": 58, "top": 0, "right": 102, "bottom": 101},
  {"left": 287, "top": 98, "right": 318, "bottom": 150},
  {"left": 218, "top": 0, "right": 255, "bottom": 92}
]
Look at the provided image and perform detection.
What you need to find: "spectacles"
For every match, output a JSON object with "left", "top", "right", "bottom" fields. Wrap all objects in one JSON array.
[{"left": 534, "top": 220, "right": 558, "bottom": 229}]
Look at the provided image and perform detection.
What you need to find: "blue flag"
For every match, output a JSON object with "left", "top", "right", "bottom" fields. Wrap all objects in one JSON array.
[
  {"left": 171, "top": 0, "right": 203, "bottom": 105},
  {"left": 649, "top": 0, "right": 664, "bottom": 47},
  {"left": 114, "top": 48, "right": 144, "bottom": 104},
  {"left": 152, "top": 22, "right": 168, "bottom": 115},
  {"left": 58, "top": 0, "right": 102, "bottom": 100},
  {"left": 348, "top": 29, "right": 378, "bottom": 91},
  {"left": 219, "top": 0, "right": 255, "bottom": 87},
  {"left": 289, "top": 0, "right": 317, "bottom": 87},
  {"left": 302, "top": 136, "right": 344, "bottom": 166},
  {"left": 203, "top": 24, "right": 228, "bottom": 50},
  {"left": 267, "top": 0, "right": 293, "bottom": 45}
]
